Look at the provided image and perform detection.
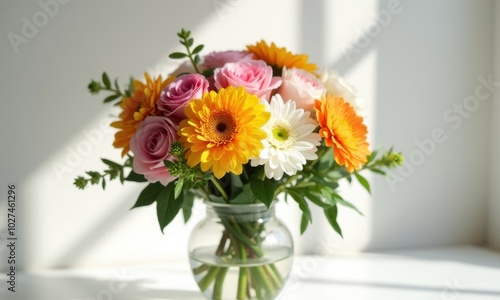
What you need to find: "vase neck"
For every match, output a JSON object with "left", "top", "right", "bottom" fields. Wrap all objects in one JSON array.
[{"left": 205, "top": 202, "right": 276, "bottom": 223}]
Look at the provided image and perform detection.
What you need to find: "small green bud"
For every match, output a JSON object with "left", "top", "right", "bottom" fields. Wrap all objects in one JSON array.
[
  {"left": 88, "top": 80, "right": 101, "bottom": 94},
  {"left": 387, "top": 152, "right": 404, "bottom": 168},
  {"left": 74, "top": 177, "right": 88, "bottom": 189},
  {"left": 170, "top": 142, "right": 185, "bottom": 158}
]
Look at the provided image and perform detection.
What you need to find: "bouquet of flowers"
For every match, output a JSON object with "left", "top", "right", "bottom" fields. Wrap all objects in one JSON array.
[{"left": 75, "top": 29, "right": 402, "bottom": 300}]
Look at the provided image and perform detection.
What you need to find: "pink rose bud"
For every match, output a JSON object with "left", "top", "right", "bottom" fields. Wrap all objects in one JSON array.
[
  {"left": 202, "top": 50, "right": 253, "bottom": 69},
  {"left": 158, "top": 74, "right": 209, "bottom": 122},
  {"left": 214, "top": 60, "right": 282, "bottom": 101},
  {"left": 278, "top": 67, "right": 324, "bottom": 112},
  {"left": 129, "top": 116, "right": 178, "bottom": 186}
]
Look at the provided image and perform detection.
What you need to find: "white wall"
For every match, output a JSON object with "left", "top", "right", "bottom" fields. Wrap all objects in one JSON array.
[
  {"left": 0, "top": 0, "right": 496, "bottom": 271},
  {"left": 489, "top": 1, "right": 500, "bottom": 250},
  {"left": 364, "top": 0, "right": 494, "bottom": 250}
]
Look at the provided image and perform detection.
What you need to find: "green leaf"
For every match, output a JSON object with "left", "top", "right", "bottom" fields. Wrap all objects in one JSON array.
[
  {"left": 335, "top": 197, "right": 364, "bottom": 216},
  {"left": 231, "top": 184, "right": 254, "bottom": 204},
  {"left": 86, "top": 171, "right": 100, "bottom": 184},
  {"left": 114, "top": 78, "right": 121, "bottom": 92},
  {"left": 169, "top": 52, "right": 187, "bottom": 59},
  {"left": 103, "top": 94, "right": 121, "bottom": 103},
  {"left": 192, "top": 44, "right": 204, "bottom": 54},
  {"left": 194, "top": 54, "right": 201, "bottom": 65},
  {"left": 250, "top": 177, "right": 276, "bottom": 208},
  {"left": 131, "top": 182, "right": 164, "bottom": 209},
  {"left": 287, "top": 189, "right": 312, "bottom": 223},
  {"left": 119, "top": 168, "right": 124, "bottom": 184},
  {"left": 370, "top": 168, "right": 386, "bottom": 175},
  {"left": 300, "top": 213, "right": 309, "bottom": 235},
  {"left": 201, "top": 68, "right": 215, "bottom": 78},
  {"left": 125, "top": 77, "right": 134, "bottom": 97},
  {"left": 314, "top": 185, "right": 338, "bottom": 206},
  {"left": 302, "top": 189, "right": 331, "bottom": 208},
  {"left": 174, "top": 177, "right": 184, "bottom": 199},
  {"left": 102, "top": 72, "right": 111, "bottom": 89},
  {"left": 367, "top": 149, "right": 378, "bottom": 163},
  {"left": 101, "top": 178, "right": 106, "bottom": 190},
  {"left": 324, "top": 205, "right": 343, "bottom": 237},
  {"left": 186, "top": 38, "right": 194, "bottom": 48},
  {"left": 125, "top": 170, "right": 147, "bottom": 182},
  {"left": 101, "top": 158, "right": 122, "bottom": 169},
  {"left": 182, "top": 190, "right": 195, "bottom": 223},
  {"left": 354, "top": 172, "right": 371, "bottom": 193},
  {"left": 156, "top": 181, "right": 184, "bottom": 233}
]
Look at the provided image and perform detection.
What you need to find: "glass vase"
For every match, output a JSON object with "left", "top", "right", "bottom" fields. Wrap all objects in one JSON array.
[{"left": 188, "top": 201, "right": 293, "bottom": 300}]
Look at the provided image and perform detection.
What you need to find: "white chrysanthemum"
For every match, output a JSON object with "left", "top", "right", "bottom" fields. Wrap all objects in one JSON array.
[{"left": 251, "top": 94, "right": 321, "bottom": 180}]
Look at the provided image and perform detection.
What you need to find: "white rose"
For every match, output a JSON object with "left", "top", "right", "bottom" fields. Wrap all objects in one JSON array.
[
  {"left": 322, "top": 70, "right": 366, "bottom": 116},
  {"left": 278, "top": 67, "right": 324, "bottom": 112}
]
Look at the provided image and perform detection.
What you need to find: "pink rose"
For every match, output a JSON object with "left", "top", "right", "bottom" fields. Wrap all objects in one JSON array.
[
  {"left": 278, "top": 67, "right": 324, "bottom": 112},
  {"left": 158, "top": 74, "right": 209, "bottom": 122},
  {"left": 129, "top": 116, "right": 177, "bottom": 186},
  {"left": 214, "top": 60, "right": 282, "bottom": 101},
  {"left": 202, "top": 50, "right": 253, "bottom": 69}
]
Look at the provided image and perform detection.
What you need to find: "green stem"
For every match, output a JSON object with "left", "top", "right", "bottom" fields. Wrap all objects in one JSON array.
[
  {"left": 251, "top": 267, "right": 275, "bottom": 299},
  {"left": 215, "top": 231, "right": 229, "bottom": 256},
  {"left": 210, "top": 176, "right": 229, "bottom": 201},
  {"left": 192, "top": 264, "right": 210, "bottom": 275},
  {"left": 275, "top": 173, "right": 300, "bottom": 195},
  {"left": 186, "top": 48, "right": 201, "bottom": 73},
  {"left": 237, "top": 267, "right": 248, "bottom": 299},
  {"left": 264, "top": 264, "right": 282, "bottom": 289},
  {"left": 236, "top": 239, "right": 248, "bottom": 299},
  {"left": 198, "top": 266, "right": 220, "bottom": 292},
  {"left": 269, "top": 264, "right": 283, "bottom": 286},
  {"left": 213, "top": 267, "right": 229, "bottom": 300},
  {"left": 223, "top": 218, "right": 263, "bottom": 257}
]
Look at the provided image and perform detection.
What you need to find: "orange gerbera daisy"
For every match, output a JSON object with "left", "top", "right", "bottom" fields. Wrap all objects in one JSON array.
[
  {"left": 111, "top": 73, "right": 174, "bottom": 156},
  {"left": 314, "top": 95, "right": 370, "bottom": 172},
  {"left": 247, "top": 40, "right": 318, "bottom": 73},
  {"left": 178, "top": 86, "right": 270, "bottom": 179}
]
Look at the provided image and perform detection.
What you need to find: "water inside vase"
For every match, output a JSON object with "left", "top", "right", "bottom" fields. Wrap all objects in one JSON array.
[{"left": 189, "top": 245, "right": 293, "bottom": 300}]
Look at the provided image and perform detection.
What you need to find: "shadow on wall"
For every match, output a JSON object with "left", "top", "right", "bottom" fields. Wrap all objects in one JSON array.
[{"left": 0, "top": 0, "right": 219, "bottom": 270}]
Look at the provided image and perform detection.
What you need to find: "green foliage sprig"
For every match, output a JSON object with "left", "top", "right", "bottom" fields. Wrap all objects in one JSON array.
[
  {"left": 87, "top": 72, "right": 134, "bottom": 105},
  {"left": 74, "top": 156, "right": 146, "bottom": 190},
  {"left": 168, "top": 28, "right": 204, "bottom": 73}
]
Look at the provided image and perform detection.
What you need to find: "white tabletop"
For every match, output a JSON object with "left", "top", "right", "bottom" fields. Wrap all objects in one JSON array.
[{"left": 1, "top": 245, "right": 499, "bottom": 300}]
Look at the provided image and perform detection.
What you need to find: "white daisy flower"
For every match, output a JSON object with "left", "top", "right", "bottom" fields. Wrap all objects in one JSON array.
[{"left": 251, "top": 94, "right": 321, "bottom": 180}]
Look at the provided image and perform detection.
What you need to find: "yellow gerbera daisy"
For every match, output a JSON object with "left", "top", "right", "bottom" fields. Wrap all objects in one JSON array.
[
  {"left": 178, "top": 86, "right": 270, "bottom": 179},
  {"left": 314, "top": 95, "right": 370, "bottom": 172},
  {"left": 247, "top": 40, "right": 318, "bottom": 73},
  {"left": 111, "top": 73, "right": 174, "bottom": 156}
]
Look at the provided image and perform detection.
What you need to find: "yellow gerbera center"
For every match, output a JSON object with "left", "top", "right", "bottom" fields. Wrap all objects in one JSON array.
[{"left": 203, "top": 111, "right": 237, "bottom": 145}]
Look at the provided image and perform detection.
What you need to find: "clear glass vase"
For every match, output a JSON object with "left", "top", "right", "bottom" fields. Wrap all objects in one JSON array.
[{"left": 188, "top": 201, "right": 293, "bottom": 300}]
